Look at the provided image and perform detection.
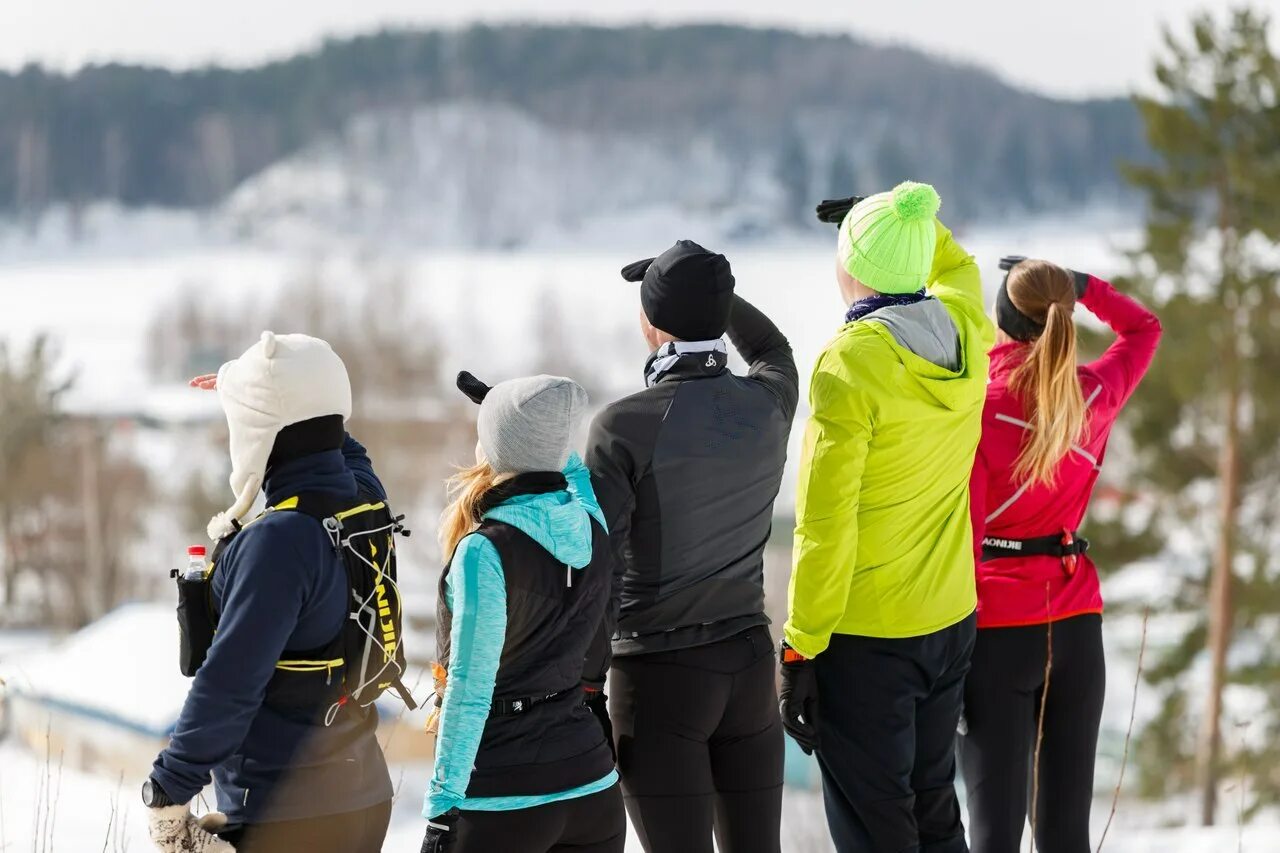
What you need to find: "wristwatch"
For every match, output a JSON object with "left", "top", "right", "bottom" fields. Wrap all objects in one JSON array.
[
  {"left": 141, "top": 778, "right": 175, "bottom": 808},
  {"left": 779, "top": 641, "right": 807, "bottom": 665}
]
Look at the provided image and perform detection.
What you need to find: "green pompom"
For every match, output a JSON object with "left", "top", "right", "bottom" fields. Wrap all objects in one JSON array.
[{"left": 890, "top": 181, "right": 941, "bottom": 223}]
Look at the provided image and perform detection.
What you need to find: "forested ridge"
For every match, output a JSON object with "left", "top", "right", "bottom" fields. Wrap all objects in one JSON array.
[{"left": 0, "top": 24, "right": 1145, "bottom": 222}]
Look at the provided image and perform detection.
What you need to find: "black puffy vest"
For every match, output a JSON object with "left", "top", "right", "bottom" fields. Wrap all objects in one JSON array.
[{"left": 436, "top": 474, "right": 615, "bottom": 797}]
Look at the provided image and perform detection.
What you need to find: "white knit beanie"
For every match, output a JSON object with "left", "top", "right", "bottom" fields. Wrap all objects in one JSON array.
[
  {"left": 207, "top": 332, "right": 352, "bottom": 540},
  {"left": 477, "top": 375, "right": 588, "bottom": 475}
]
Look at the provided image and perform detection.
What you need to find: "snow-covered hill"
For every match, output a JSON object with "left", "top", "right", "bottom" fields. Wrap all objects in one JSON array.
[{"left": 222, "top": 101, "right": 791, "bottom": 251}]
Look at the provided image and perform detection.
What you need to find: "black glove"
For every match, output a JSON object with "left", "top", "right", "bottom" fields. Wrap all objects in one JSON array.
[
  {"left": 999, "top": 254, "right": 1089, "bottom": 299},
  {"left": 998, "top": 254, "right": 1026, "bottom": 272},
  {"left": 778, "top": 642, "right": 820, "bottom": 755},
  {"left": 584, "top": 686, "right": 616, "bottom": 761},
  {"left": 421, "top": 809, "right": 459, "bottom": 853},
  {"left": 815, "top": 195, "right": 867, "bottom": 225},
  {"left": 1069, "top": 268, "right": 1090, "bottom": 299}
]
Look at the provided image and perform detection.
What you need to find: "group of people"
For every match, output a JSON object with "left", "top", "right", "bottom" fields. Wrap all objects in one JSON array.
[{"left": 141, "top": 180, "right": 1161, "bottom": 853}]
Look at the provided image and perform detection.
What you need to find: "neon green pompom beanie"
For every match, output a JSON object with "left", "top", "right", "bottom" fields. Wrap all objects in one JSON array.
[{"left": 837, "top": 181, "right": 942, "bottom": 295}]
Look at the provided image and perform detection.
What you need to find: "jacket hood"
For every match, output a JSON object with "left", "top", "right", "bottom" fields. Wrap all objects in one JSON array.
[
  {"left": 482, "top": 481, "right": 604, "bottom": 569},
  {"left": 860, "top": 298, "right": 983, "bottom": 412}
]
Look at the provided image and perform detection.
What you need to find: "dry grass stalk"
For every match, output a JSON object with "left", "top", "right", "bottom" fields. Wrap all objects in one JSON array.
[
  {"left": 1096, "top": 607, "right": 1149, "bottom": 853},
  {"left": 1029, "top": 583, "right": 1054, "bottom": 853}
]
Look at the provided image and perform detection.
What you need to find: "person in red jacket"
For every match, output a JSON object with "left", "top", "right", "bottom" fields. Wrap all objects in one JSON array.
[{"left": 961, "top": 256, "right": 1161, "bottom": 853}]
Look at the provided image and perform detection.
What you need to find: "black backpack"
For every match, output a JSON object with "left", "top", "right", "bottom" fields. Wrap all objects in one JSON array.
[{"left": 175, "top": 492, "right": 417, "bottom": 722}]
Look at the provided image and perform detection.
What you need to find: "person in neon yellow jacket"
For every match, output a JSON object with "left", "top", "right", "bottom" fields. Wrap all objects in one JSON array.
[{"left": 780, "top": 182, "right": 993, "bottom": 853}]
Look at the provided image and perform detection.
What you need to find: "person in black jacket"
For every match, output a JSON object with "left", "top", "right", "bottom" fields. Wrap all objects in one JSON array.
[{"left": 585, "top": 240, "right": 799, "bottom": 853}]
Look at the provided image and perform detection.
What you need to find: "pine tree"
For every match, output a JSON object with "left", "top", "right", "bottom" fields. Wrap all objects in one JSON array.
[{"left": 1117, "top": 6, "right": 1280, "bottom": 824}]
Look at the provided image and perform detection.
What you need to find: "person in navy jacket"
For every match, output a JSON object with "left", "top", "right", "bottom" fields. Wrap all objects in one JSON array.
[{"left": 143, "top": 333, "right": 393, "bottom": 853}]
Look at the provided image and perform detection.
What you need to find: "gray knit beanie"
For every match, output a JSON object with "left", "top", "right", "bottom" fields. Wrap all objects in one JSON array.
[{"left": 476, "top": 375, "right": 588, "bottom": 474}]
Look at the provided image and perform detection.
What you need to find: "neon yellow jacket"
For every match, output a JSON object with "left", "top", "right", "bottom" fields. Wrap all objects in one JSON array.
[{"left": 785, "top": 221, "right": 994, "bottom": 655}]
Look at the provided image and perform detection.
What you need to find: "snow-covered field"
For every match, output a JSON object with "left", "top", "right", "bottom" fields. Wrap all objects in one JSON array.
[
  {"left": 3, "top": 208, "right": 1277, "bottom": 849},
  {"left": 0, "top": 204, "right": 1141, "bottom": 517},
  {"left": 0, "top": 205, "right": 1138, "bottom": 411}
]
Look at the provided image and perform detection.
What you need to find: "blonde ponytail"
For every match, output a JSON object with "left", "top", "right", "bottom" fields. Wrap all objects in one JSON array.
[
  {"left": 1009, "top": 300, "right": 1086, "bottom": 487},
  {"left": 439, "top": 457, "right": 508, "bottom": 559},
  {"left": 1003, "top": 259, "right": 1087, "bottom": 488}
]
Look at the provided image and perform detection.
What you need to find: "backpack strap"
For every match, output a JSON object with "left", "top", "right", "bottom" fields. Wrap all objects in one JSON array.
[{"left": 276, "top": 492, "right": 418, "bottom": 714}]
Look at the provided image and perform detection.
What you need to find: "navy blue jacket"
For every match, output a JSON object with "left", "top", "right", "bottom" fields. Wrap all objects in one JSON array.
[{"left": 151, "top": 435, "right": 393, "bottom": 826}]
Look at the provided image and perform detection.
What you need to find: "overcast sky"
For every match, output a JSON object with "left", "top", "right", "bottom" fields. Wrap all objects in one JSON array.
[{"left": 4, "top": 0, "right": 1278, "bottom": 98}]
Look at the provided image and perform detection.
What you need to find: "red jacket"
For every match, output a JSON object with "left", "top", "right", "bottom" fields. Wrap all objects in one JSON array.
[{"left": 970, "top": 276, "right": 1161, "bottom": 628}]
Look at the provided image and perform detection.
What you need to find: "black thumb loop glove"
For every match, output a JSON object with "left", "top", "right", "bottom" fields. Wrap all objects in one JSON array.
[
  {"left": 584, "top": 688, "right": 617, "bottom": 762},
  {"left": 815, "top": 195, "right": 866, "bottom": 225},
  {"left": 620, "top": 257, "right": 655, "bottom": 282},
  {"left": 1001, "top": 254, "right": 1090, "bottom": 299},
  {"left": 456, "top": 371, "right": 491, "bottom": 405},
  {"left": 1068, "top": 268, "right": 1091, "bottom": 299},
  {"left": 422, "top": 810, "right": 459, "bottom": 853}
]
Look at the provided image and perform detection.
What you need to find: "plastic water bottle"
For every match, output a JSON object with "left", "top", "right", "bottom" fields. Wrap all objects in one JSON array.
[{"left": 184, "top": 545, "right": 208, "bottom": 581}]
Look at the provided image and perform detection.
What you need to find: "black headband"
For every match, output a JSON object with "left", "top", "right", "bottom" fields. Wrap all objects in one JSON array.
[{"left": 995, "top": 255, "right": 1045, "bottom": 342}]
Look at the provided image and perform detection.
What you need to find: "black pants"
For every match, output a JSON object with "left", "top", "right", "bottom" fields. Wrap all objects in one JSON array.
[
  {"left": 814, "top": 614, "right": 976, "bottom": 853},
  {"left": 454, "top": 784, "right": 626, "bottom": 852},
  {"left": 221, "top": 800, "right": 391, "bottom": 852},
  {"left": 959, "top": 614, "right": 1105, "bottom": 853},
  {"left": 610, "top": 625, "right": 784, "bottom": 853}
]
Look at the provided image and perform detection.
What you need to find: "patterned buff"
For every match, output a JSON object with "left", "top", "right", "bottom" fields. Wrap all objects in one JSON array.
[
  {"left": 844, "top": 289, "right": 930, "bottom": 324},
  {"left": 644, "top": 340, "right": 729, "bottom": 387}
]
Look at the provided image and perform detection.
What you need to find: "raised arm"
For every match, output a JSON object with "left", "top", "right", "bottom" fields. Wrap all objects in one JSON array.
[
  {"left": 424, "top": 534, "right": 506, "bottom": 819},
  {"left": 784, "top": 350, "right": 873, "bottom": 659},
  {"left": 725, "top": 295, "right": 800, "bottom": 421},
  {"left": 926, "top": 220, "right": 983, "bottom": 313},
  {"left": 1079, "top": 277, "right": 1162, "bottom": 407}
]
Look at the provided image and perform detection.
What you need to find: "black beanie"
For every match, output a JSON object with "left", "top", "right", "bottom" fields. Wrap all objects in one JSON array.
[{"left": 621, "top": 240, "right": 735, "bottom": 341}]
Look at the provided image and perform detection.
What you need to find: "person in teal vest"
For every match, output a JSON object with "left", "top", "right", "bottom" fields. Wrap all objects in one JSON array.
[{"left": 421, "top": 372, "right": 622, "bottom": 853}]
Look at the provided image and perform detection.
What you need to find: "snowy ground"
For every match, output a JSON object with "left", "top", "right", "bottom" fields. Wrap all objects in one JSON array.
[{"left": 0, "top": 738, "right": 1275, "bottom": 852}]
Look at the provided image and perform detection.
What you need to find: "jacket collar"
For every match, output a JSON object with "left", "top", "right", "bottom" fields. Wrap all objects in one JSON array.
[
  {"left": 263, "top": 448, "right": 358, "bottom": 506},
  {"left": 644, "top": 340, "right": 728, "bottom": 387},
  {"left": 988, "top": 340, "right": 1031, "bottom": 385},
  {"left": 476, "top": 471, "right": 568, "bottom": 519}
]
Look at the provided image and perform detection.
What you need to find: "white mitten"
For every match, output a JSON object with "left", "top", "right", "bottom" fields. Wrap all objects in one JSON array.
[{"left": 147, "top": 804, "right": 235, "bottom": 852}]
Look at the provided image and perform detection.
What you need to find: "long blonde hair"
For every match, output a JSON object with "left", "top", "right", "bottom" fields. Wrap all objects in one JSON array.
[
  {"left": 438, "top": 452, "right": 509, "bottom": 559},
  {"left": 1006, "top": 260, "right": 1086, "bottom": 488}
]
